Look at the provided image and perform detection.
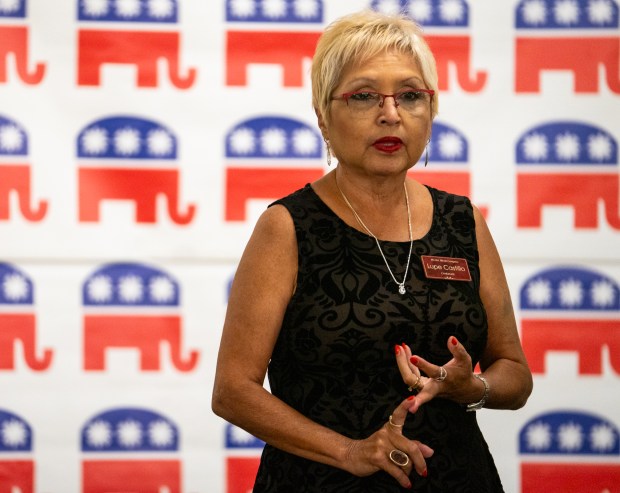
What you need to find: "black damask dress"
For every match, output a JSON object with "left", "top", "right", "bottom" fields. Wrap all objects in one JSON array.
[{"left": 253, "top": 184, "right": 504, "bottom": 493}]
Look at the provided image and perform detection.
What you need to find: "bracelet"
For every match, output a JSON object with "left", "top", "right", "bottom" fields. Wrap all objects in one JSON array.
[{"left": 465, "top": 374, "right": 489, "bottom": 412}]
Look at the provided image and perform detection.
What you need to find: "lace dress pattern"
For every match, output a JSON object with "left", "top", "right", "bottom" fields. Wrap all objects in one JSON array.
[{"left": 253, "top": 184, "right": 504, "bottom": 493}]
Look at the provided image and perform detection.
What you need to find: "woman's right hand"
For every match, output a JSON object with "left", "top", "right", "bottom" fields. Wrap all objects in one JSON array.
[{"left": 342, "top": 396, "right": 434, "bottom": 489}]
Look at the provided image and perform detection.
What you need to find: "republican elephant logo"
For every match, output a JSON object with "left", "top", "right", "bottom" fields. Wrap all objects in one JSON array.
[
  {"left": 516, "top": 121, "right": 619, "bottom": 229},
  {"left": 77, "top": 0, "right": 196, "bottom": 88},
  {"left": 82, "top": 262, "right": 198, "bottom": 372},
  {"left": 81, "top": 407, "right": 181, "bottom": 493},
  {"left": 77, "top": 115, "right": 195, "bottom": 225},
  {"left": 0, "top": 409, "right": 34, "bottom": 493},
  {"left": 371, "top": 0, "right": 487, "bottom": 92},
  {"left": 0, "top": 115, "right": 48, "bottom": 222},
  {"left": 225, "top": 116, "right": 324, "bottom": 221},
  {"left": 0, "top": 0, "right": 46, "bottom": 85},
  {"left": 519, "top": 266, "right": 620, "bottom": 376},
  {"left": 0, "top": 262, "right": 52, "bottom": 372},
  {"left": 519, "top": 410, "right": 620, "bottom": 492},
  {"left": 515, "top": 0, "right": 620, "bottom": 93}
]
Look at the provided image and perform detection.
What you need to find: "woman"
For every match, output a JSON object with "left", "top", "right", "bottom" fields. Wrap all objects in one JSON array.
[{"left": 212, "top": 9, "right": 532, "bottom": 492}]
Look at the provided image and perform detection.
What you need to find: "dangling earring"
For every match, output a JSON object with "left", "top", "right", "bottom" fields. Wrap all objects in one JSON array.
[
  {"left": 424, "top": 139, "right": 430, "bottom": 167},
  {"left": 324, "top": 139, "right": 332, "bottom": 166}
]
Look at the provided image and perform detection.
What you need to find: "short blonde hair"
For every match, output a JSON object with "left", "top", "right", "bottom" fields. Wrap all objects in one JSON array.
[{"left": 311, "top": 10, "right": 439, "bottom": 123}]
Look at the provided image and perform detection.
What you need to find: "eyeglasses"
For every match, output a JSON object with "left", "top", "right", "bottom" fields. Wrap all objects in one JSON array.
[{"left": 332, "top": 90, "right": 434, "bottom": 118}]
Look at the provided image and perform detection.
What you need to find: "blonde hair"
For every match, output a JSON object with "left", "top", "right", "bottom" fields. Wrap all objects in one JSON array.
[{"left": 311, "top": 10, "right": 439, "bottom": 123}]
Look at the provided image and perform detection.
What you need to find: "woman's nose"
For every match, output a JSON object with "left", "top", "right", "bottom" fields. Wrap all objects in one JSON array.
[{"left": 379, "top": 96, "right": 401, "bottom": 123}]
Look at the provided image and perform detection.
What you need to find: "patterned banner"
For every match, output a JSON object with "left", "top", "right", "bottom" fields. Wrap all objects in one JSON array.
[{"left": 0, "top": 1, "right": 618, "bottom": 492}]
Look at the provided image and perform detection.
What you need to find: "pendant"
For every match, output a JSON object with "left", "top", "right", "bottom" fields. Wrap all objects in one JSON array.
[{"left": 399, "top": 285, "right": 406, "bottom": 295}]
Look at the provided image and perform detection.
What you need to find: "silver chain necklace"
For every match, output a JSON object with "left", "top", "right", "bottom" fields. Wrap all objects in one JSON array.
[{"left": 335, "top": 174, "right": 414, "bottom": 295}]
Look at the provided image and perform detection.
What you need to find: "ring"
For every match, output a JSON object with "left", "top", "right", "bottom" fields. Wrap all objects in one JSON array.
[
  {"left": 389, "top": 449, "right": 410, "bottom": 467},
  {"left": 388, "top": 415, "right": 403, "bottom": 429},
  {"left": 434, "top": 366, "right": 447, "bottom": 382},
  {"left": 407, "top": 374, "right": 423, "bottom": 392}
]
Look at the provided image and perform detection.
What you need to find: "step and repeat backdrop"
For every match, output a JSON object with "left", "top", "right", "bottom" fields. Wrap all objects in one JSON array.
[{"left": 0, "top": 0, "right": 619, "bottom": 492}]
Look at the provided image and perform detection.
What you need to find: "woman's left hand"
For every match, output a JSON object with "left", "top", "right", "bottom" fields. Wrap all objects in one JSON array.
[{"left": 395, "top": 337, "right": 483, "bottom": 413}]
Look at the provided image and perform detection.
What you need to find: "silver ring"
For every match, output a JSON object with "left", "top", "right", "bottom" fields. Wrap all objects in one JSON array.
[
  {"left": 434, "top": 366, "right": 447, "bottom": 382},
  {"left": 388, "top": 415, "right": 403, "bottom": 429},
  {"left": 389, "top": 449, "right": 410, "bottom": 467}
]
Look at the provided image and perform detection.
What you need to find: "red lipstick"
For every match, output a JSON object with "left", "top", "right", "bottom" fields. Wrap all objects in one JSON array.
[{"left": 373, "top": 136, "right": 403, "bottom": 153}]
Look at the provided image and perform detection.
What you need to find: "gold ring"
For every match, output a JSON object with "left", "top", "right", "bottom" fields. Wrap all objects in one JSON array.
[
  {"left": 407, "top": 374, "right": 423, "bottom": 392},
  {"left": 388, "top": 415, "right": 403, "bottom": 429},
  {"left": 434, "top": 366, "right": 447, "bottom": 382},
  {"left": 389, "top": 449, "right": 410, "bottom": 467}
]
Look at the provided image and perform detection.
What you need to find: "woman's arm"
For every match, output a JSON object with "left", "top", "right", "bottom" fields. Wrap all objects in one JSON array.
[
  {"left": 212, "top": 204, "right": 348, "bottom": 464},
  {"left": 212, "top": 204, "right": 431, "bottom": 488},
  {"left": 473, "top": 204, "right": 533, "bottom": 409}
]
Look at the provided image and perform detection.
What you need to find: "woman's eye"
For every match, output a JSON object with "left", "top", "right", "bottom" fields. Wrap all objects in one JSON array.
[
  {"left": 351, "top": 92, "right": 377, "bottom": 101},
  {"left": 399, "top": 91, "right": 421, "bottom": 101}
]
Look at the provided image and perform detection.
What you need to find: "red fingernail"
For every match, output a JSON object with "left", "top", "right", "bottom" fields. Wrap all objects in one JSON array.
[
  {"left": 451, "top": 337, "right": 457, "bottom": 346},
  {"left": 422, "top": 468, "right": 428, "bottom": 477},
  {"left": 405, "top": 482, "right": 412, "bottom": 489},
  {"left": 394, "top": 345, "right": 400, "bottom": 355},
  {"left": 410, "top": 356, "right": 418, "bottom": 365},
  {"left": 401, "top": 342, "right": 407, "bottom": 348},
  {"left": 407, "top": 395, "right": 415, "bottom": 401}
]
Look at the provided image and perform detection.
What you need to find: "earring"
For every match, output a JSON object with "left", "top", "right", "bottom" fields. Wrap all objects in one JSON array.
[
  {"left": 324, "top": 139, "right": 332, "bottom": 166},
  {"left": 424, "top": 139, "right": 430, "bottom": 167}
]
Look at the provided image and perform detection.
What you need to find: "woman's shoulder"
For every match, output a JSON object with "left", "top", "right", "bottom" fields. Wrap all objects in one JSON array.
[
  {"left": 269, "top": 183, "right": 315, "bottom": 209},
  {"left": 421, "top": 183, "right": 474, "bottom": 215},
  {"left": 423, "top": 183, "right": 470, "bottom": 202}
]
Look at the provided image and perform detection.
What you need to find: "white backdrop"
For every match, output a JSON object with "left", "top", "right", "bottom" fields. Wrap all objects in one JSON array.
[{"left": 0, "top": 1, "right": 619, "bottom": 492}]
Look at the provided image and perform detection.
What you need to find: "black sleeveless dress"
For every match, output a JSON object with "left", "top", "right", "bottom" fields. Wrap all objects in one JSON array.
[{"left": 253, "top": 184, "right": 504, "bottom": 492}]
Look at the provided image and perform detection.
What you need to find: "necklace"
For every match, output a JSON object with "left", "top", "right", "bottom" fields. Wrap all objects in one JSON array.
[{"left": 335, "top": 174, "right": 414, "bottom": 295}]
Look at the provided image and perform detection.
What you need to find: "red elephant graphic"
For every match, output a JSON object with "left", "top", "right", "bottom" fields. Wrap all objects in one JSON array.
[
  {"left": 84, "top": 315, "right": 199, "bottom": 371},
  {"left": 0, "top": 262, "right": 52, "bottom": 372},
  {"left": 226, "top": 31, "right": 321, "bottom": 87},
  {"left": 77, "top": 115, "right": 195, "bottom": 225},
  {"left": 76, "top": 0, "right": 195, "bottom": 88},
  {"left": 426, "top": 35, "right": 487, "bottom": 92},
  {"left": 82, "top": 262, "right": 198, "bottom": 372},
  {"left": 0, "top": 115, "right": 48, "bottom": 222},
  {"left": 516, "top": 37, "right": 620, "bottom": 93},
  {"left": 78, "top": 30, "right": 196, "bottom": 88},
  {"left": 0, "top": 165, "right": 48, "bottom": 222}
]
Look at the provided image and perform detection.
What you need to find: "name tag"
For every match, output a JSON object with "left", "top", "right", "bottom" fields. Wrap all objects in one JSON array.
[{"left": 421, "top": 255, "right": 472, "bottom": 281}]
